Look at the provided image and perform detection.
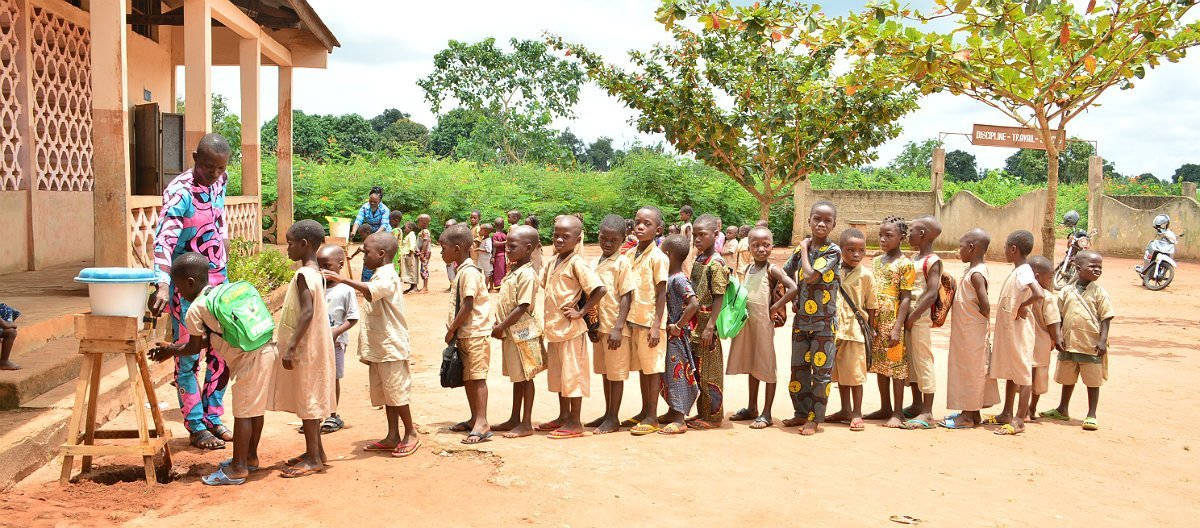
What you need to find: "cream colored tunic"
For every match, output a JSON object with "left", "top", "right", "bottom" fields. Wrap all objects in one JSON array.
[
  {"left": 1032, "top": 290, "right": 1061, "bottom": 368},
  {"left": 446, "top": 258, "right": 492, "bottom": 338},
  {"left": 835, "top": 264, "right": 878, "bottom": 343},
  {"left": 271, "top": 266, "right": 336, "bottom": 420},
  {"left": 726, "top": 262, "right": 777, "bottom": 383},
  {"left": 540, "top": 253, "right": 603, "bottom": 343},
  {"left": 988, "top": 264, "right": 1037, "bottom": 385},
  {"left": 593, "top": 253, "right": 635, "bottom": 334},
  {"left": 624, "top": 244, "right": 670, "bottom": 329},
  {"left": 946, "top": 263, "right": 1000, "bottom": 412},
  {"left": 1060, "top": 281, "right": 1116, "bottom": 356},
  {"left": 358, "top": 265, "right": 410, "bottom": 363}
]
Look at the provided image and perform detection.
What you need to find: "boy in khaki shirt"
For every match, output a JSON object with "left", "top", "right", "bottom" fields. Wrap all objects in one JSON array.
[
  {"left": 585, "top": 214, "right": 636, "bottom": 435},
  {"left": 1027, "top": 256, "right": 1063, "bottom": 420},
  {"left": 826, "top": 228, "right": 877, "bottom": 432},
  {"left": 1041, "top": 251, "right": 1113, "bottom": 431},
  {"left": 537, "top": 215, "right": 606, "bottom": 439},
  {"left": 490, "top": 226, "right": 545, "bottom": 439},
  {"left": 441, "top": 224, "right": 494, "bottom": 444},
  {"left": 623, "top": 206, "right": 670, "bottom": 436},
  {"left": 323, "top": 232, "right": 418, "bottom": 457}
]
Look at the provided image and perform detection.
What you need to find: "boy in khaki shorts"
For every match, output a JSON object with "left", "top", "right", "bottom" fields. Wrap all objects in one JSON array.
[
  {"left": 903, "top": 216, "right": 943, "bottom": 429},
  {"left": 490, "top": 225, "right": 546, "bottom": 439},
  {"left": 441, "top": 224, "right": 495, "bottom": 444},
  {"left": 623, "top": 206, "right": 670, "bottom": 436},
  {"left": 150, "top": 252, "right": 277, "bottom": 486},
  {"left": 323, "top": 231, "right": 419, "bottom": 457},
  {"left": 827, "top": 229, "right": 877, "bottom": 432},
  {"left": 537, "top": 215, "right": 606, "bottom": 439},
  {"left": 586, "top": 214, "right": 636, "bottom": 435},
  {"left": 1041, "top": 251, "right": 1113, "bottom": 431}
]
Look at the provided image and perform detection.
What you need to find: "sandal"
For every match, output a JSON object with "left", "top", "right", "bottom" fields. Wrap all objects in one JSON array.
[
  {"left": 209, "top": 424, "right": 234, "bottom": 442},
  {"left": 993, "top": 423, "right": 1021, "bottom": 436},
  {"left": 363, "top": 441, "right": 396, "bottom": 452},
  {"left": 729, "top": 408, "right": 758, "bottom": 421},
  {"left": 392, "top": 439, "right": 421, "bottom": 457},
  {"left": 190, "top": 430, "right": 226, "bottom": 450},
  {"left": 1039, "top": 409, "right": 1070, "bottom": 421},
  {"left": 849, "top": 417, "right": 865, "bottom": 431},
  {"left": 201, "top": 467, "right": 246, "bottom": 486},
  {"left": 461, "top": 431, "right": 493, "bottom": 444},
  {"left": 1082, "top": 417, "right": 1099, "bottom": 431},
  {"left": 685, "top": 418, "right": 719, "bottom": 430},
  {"left": 750, "top": 416, "right": 773, "bottom": 429},
  {"left": 322, "top": 415, "right": 344, "bottom": 434},
  {"left": 902, "top": 418, "right": 933, "bottom": 430},
  {"left": 280, "top": 465, "right": 325, "bottom": 479},
  {"left": 630, "top": 423, "right": 660, "bottom": 436},
  {"left": 937, "top": 415, "right": 974, "bottom": 430},
  {"left": 657, "top": 423, "right": 687, "bottom": 435},
  {"left": 548, "top": 429, "right": 584, "bottom": 440}
]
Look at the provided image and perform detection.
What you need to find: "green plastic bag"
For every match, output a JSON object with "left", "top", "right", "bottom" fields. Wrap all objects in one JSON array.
[
  {"left": 203, "top": 281, "right": 275, "bottom": 351},
  {"left": 715, "top": 277, "right": 749, "bottom": 339}
]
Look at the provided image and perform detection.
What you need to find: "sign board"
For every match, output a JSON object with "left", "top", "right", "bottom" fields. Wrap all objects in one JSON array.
[{"left": 971, "top": 124, "right": 1065, "bottom": 150}]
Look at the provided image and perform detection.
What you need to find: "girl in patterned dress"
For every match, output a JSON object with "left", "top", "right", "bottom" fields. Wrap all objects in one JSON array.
[
  {"left": 658, "top": 235, "right": 700, "bottom": 435},
  {"left": 865, "top": 217, "right": 915, "bottom": 429}
]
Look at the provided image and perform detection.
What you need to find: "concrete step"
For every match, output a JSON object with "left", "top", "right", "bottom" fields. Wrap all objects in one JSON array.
[{"left": 0, "top": 337, "right": 86, "bottom": 410}]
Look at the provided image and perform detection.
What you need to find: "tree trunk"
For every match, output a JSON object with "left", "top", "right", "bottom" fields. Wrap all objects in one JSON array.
[
  {"left": 1041, "top": 146, "right": 1059, "bottom": 259},
  {"left": 758, "top": 198, "right": 771, "bottom": 224}
]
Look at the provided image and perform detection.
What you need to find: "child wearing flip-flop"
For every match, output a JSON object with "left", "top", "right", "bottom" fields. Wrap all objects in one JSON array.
[
  {"left": 323, "top": 232, "right": 420, "bottom": 457},
  {"left": 826, "top": 228, "right": 876, "bottom": 432},
  {"left": 623, "top": 207, "right": 670, "bottom": 436},
  {"left": 987, "top": 230, "right": 1044, "bottom": 436},
  {"left": 271, "top": 220, "right": 338, "bottom": 478},
  {"left": 584, "top": 215, "right": 636, "bottom": 435},
  {"left": 1041, "top": 251, "right": 1113, "bottom": 431},
  {"left": 865, "top": 217, "right": 915, "bottom": 429},
  {"left": 727, "top": 226, "right": 796, "bottom": 429},
  {"left": 942, "top": 229, "right": 999, "bottom": 430},
  {"left": 441, "top": 223, "right": 495, "bottom": 444},
  {"left": 537, "top": 215, "right": 606, "bottom": 439},
  {"left": 490, "top": 225, "right": 547, "bottom": 439},
  {"left": 657, "top": 234, "right": 700, "bottom": 434},
  {"left": 1027, "top": 256, "right": 1063, "bottom": 420},
  {"left": 149, "top": 252, "right": 278, "bottom": 485},
  {"left": 901, "top": 217, "right": 943, "bottom": 430},
  {"left": 318, "top": 244, "right": 359, "bottom": 434}
]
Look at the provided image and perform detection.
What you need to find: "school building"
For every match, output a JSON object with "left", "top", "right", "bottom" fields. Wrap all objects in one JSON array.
[{"left": 0, "top": 0, "right": 338, "bottom": 274}]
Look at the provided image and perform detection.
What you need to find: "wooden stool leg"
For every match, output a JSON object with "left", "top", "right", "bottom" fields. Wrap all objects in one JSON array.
[
  {"left": 79, "top": 355, "right": 103, "bottom": 474},
  {"left": 125, "top": 355, "right": 156, "bottom": 485},
  {"left": 59, "top": 356, "right": 95, "bottom": 484},
  {"left": 136, "top": 352, "right": 168, "bottom": 437}
]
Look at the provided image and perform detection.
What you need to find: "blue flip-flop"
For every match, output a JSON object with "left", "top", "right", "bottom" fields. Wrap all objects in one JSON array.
[
  {"left": 202, "top": 467, "right": 246, "bottom": 486},
  {"left": 219, "top": 458, "right": 259, "bottom": 472}
]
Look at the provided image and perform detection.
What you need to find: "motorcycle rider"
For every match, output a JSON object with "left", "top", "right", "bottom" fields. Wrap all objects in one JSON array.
[{"left": 1135, "top": 214, "right": 1176, "bottom": 274}]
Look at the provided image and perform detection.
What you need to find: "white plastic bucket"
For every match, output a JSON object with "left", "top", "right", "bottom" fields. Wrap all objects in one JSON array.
[
  {"left": 86, "top": 282, "right": 153, "bottom": 317},
  {"left": 326, "top": 216, "right": 352, "bottom": 239}
]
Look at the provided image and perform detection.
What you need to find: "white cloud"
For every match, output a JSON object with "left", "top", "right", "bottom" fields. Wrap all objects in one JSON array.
[{"left": 198, "top": 0, "right": 1200, "bottom": 180}]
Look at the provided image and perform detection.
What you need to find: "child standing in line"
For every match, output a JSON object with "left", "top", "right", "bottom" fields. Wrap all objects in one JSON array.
[
  {"left": 1041, "top": 251, "right": 1113, "bottom": 431},
  {"left": 901, "top": 217, "right": 943, "bottom": 429},
  {"left": 624, "top": 207, "right": 670, "bottom": 436},
  {"left": 989, "top": 230, "right": 1045, "bottom": 436},
  {"left": 271, "top": 220, "right": 337, "bottom": 478},
  {"left": 416, "top": 214, "right": 432, "bottom": 293},
  {"left": 491, "top": 218, "right": 508, "bottom": 290},
  {"left": 0, "top": 302, "right": 19, "bottom": 370},
  {"left": 317, "top": 244, "right": 359, "bottom": 434},
  {"left": 325, "top": 232, "right": 420, "bottom": 456},
  {"left": 585, "top": 215, "right": 636, "bottom": 435},
  {"left": 1027, "top": 256, "right": 1063, "bottom": 420},
  {"left": 686, "top": 214, "right": 731, "bottom": 429},
  {"left": 722, "top": 226, "right": 740, "bottom": 273},
  {"left": 864, "top": 217, "right": 915, "bottom": 429},
  {"left": 737, "top": 225, "right": 752, "bottom": 275},
  {"left": 441, "top": 224, "right": 494, "bottom": 444},
  {"left": 149, "top": 252, "right": 277, "bottom": 486},
  {"left": 942, "top": 229, "right": 999, "bottom": 429},
  {"left": 445, "top": 219, "right": 459, "bottom": 291},
  {"left": 536, "top": 216, "right": 606, "bottom": 439},
  {"left": 526, "top": 215, "right": 545, "bottom": 274},
  {"left": 478, "top": 224, "right": 495, "bottom": 287},
  {"left": 782, "top": 201, "right": 842, "bottom": 436},
  {"left": 490, "top": 225, "right": 546, "bottom": 439},
  {"left": 400, "top": 222, "right": 419, "bottom": 293},
  {"left": 826, "top": 228, "right": 877, "bottom": 432},
  {"left": 657, "top": 234, "right": 700, "bottom": 434},
  {"left": 727, "top": 226, "right": 797, "bottom": 429}
]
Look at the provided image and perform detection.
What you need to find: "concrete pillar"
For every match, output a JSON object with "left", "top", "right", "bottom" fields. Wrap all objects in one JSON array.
[
  {"left": 930, "top": 147, "right": 945, "bottom": 209},
  {"left": 15, "top": 0, "right": 36, "bottom": 269},
  {"left": 276, "top": 66, "right": 294, "bottom": 238},
  {"left": 790, "top": 178, "right": 811, "bottom": 246},
  {"left": 90, "top": 0, "right": 133, "bottom": 267},
  {"left": 1087, "top": 155, "right": 1104, "bottom": 248},
  {"left": 1182, "top": 182, "right": 1197, "bottom": 200},
  {"left": 184, "top": 0, "right": 212, "bottom": 164},
  {"left": 239, "top": 37, "right": 262, "bottom": 245}
]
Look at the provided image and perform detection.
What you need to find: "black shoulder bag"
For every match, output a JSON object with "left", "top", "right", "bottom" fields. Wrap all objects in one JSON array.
[{"left": 440, "top": 264, "right": 476, "bottom": 388}]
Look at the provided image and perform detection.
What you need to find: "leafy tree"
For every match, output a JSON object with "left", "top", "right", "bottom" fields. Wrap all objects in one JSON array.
[
  {"left": 549, "top": 0, "right": 919, "bottom": 220},
  {"left": 369, "top": 108, "right": 410, "bottom": 133},
  {"left": 557, "top": 129, "right": 586, "bottom": 164},
  {"left": 262, "top": 111, "right": 378, "bottom": 161},
  {"left": 944, "top": 149, "right": 979, "bottom": 182},
  {"left": 429, "top": 109, "right": 482, "bottom": 158},
  {"left": 890, "top": 138, "right": 941, "bottom": 174},
  {"left": 584, "top": 137, "right": 616, "bottom": 171},
  {"left": 846, "top": 0, "right": 1200, "bottom": 256},
  {"left": 378, "top": 118, "right": 430, "bottom": 153},
  {"left": 418, "top": 38, "right": 585, "bottom": 165},
  {"left": 1173, "top": 163, "right": 1200, "bottom": 184},
  {"left": 1002, "top": 140, "right": 1117, "bottom": 184}
]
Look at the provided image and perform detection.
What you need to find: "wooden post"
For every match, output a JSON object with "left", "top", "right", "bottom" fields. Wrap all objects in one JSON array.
[
  {"left": 239, "top": 37, "right": 262, "bottom": 245},
  {"left": 90, "top": 0, "right": 133, "bottom": 267},
  {"left": 1087, "top": 155, "right": 1104, "bottom": 249},
  {"left": 276, "top": 66, "right": 294, "bottom": 237},
  {"left": 790, "top": 179, "right": 811, "bottom": 246},
  {"left": 184, "top": 0, "right": 213, "bottom": 164},
  {"left": 930, "top": 147, "right": 946, "bottom": 209}
]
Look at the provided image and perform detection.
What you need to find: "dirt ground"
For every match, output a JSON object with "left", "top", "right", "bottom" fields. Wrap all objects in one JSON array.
[{"left": 5, "top": 243, "right": 1199, "bottom": 527}]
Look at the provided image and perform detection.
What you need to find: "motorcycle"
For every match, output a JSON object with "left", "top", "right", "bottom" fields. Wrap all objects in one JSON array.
[
  {"left": 1054, "top": 210, "right": 1092, "bottom": 289},
  {"left": 1136, "top": 214, "right": 1181, "bottom": 291}
]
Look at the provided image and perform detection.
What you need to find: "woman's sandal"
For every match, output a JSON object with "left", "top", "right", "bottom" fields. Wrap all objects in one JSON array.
[
  {"left": 750, "top": 416, "right": 773, "bottom": 429},
  {"left": 209, "top": 424, "right": 234, "bottom": 442},
  {"left": 190, "top": 430, "right": 225, "bottom": 450},
  {"left": 322, "top": 415, "right": 344, "bottom": 434}
]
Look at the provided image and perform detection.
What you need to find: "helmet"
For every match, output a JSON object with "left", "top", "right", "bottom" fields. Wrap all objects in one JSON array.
[
  {"left": 1153, "top": 214, "right": 1170, "bottom": 230},
  {"left": 1062, "top": 210, "right": 1080, "bottom": 227}
]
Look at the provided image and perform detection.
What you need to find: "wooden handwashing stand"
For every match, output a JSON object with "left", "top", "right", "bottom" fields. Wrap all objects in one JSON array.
[{"left": 59, "top": 314, "right": 172, "bottom": 485}]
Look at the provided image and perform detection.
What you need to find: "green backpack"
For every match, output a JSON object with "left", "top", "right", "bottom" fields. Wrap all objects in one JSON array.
[
  {"left": 203, "top": 281, "right": 276, "bottom": 351},
  {"left": 715, "top": 277, "right": 749, "bottom": 339}
]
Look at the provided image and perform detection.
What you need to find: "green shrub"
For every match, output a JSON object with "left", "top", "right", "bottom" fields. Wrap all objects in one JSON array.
[{"left": 227, "top": 239, "right": 292, "bottom": 296}]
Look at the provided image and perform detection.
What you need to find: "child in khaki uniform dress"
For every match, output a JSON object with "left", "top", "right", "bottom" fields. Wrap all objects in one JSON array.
[
  {"left": 1027, "top": 256, "right": 1063, "bottom": 420},
  {"left": 988, "top": 230, "right": 1044, "bottom": 436},
  {"left": 440, "top": 224, "right": 494, "bottom": 444},
  {"left": 491, "top": 226, "right": 546, "bottom": 439},
  {"left": 1041, "top": 251, "right": 1113, "bottom": 431}
]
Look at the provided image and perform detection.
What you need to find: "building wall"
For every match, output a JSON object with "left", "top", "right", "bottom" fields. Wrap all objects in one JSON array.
[
  {"left": 0, "top": 192, "right": 29, "bottom": 272},
  {"left": 1096, "top": 196, "right": 1199, "bottom": 260},
  {"left": 936, "top": 189, "right": 1049, "bottom": 258},
  {"left": 30, "top": 190, "right": 92, "bottom": 268},
  {"left": 793, "top": 185, "right": 935, "bottom": 244},
  {"left": 126, "top": 28, "right": 174, "bottom": 113}
]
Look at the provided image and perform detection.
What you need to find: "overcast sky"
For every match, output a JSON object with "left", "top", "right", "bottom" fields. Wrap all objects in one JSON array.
[{"left": 198, "top": 0, "right": 1200, "bottom": 180}]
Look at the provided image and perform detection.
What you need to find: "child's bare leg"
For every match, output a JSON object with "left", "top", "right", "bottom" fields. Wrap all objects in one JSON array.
[
  {"left": 638, "top": 372, "right": 661, "bottom": 427},
  {"left": 826, "top": 385, "right": 852, "bottom": 423},
  {"left": 1085, "top": 387, "right": 1100, "bottom": 419},
  {"left": 289, "top": 419, "right": 324, "bottom": 471},
  {"left": 884, "top": 379, "right": 906, "bottom": 428},
  {"left": 492, "top": 382, "right": 523, "bottom": 432},
  {"left": 913, "top": 391, "right": 935, "bottom": 425},
  {"left": 586, "top": 380, "right": 612, "bottom": 428},
  {"left": 864, "top": 375, "right": 893, "bottom": 420},
  {"left": 0, "top": 328, "right": 18, "bottom": 370},
  {"left": 903, "top": 382, "right": 922, "bottom": 418},
  {"left": 851, "top": 385, "right": 864, "bottom": 420},
  {"left": 594, "top": 380, "right": 623, "bottom": 434},
  {"left": 731, "top": 377, "right": 760, "bottom": 421},
  {"left": 1010, "top": 384, "right": 1031, "bottom": 433},
  {"left": 466, "top": 379, "right": 490, "bottom": 435},
  {"left": 761, "top": 382, "right": 776, "bottom": 420},
  {"left": 380, "top": 405, "right": 402, "bottom": 447},
  {"left": 225, "top": 416, "right": 254, "bottom": 479},
  {"left": 398, "top": 405, "right": 418, "bottom": 445},
  {"left": 1054, "top": 384, "right": 1075, "bottom": 417},
  {"left": 248, "top": 415, "right": 263, "bottom": 466},
  {"left": 994, "top": 380, "right": 1016, "bottom": 423},
  {"left": 561, "top": 397, "right": 584, "bottom": 434}
]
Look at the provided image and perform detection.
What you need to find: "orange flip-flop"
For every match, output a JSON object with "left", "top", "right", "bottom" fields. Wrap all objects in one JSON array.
[
  {"left": 548, "top": 429, "right": 584, "bottom": 439},
  {"left": 392, "top": 440, "right": 421, "bottom": 457}
]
